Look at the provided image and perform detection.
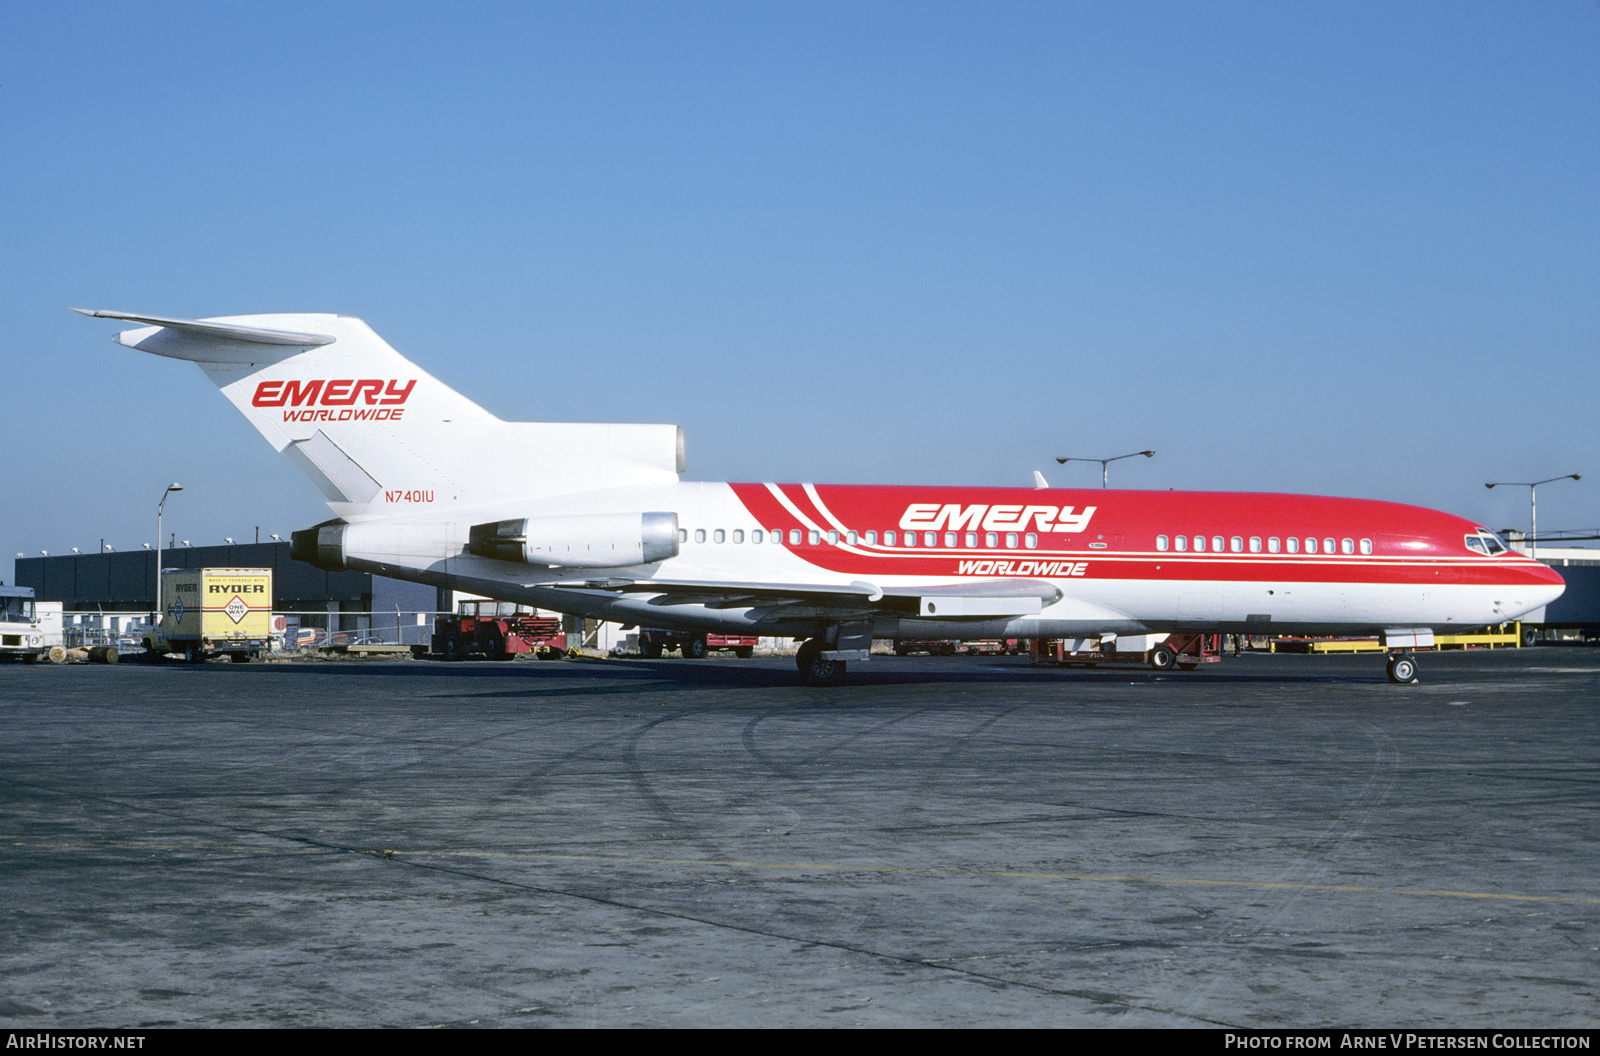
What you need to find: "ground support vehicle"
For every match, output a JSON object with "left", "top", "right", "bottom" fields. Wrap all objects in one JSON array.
[
  {"left": 0, "top": 588, "right": 60, "bottom": 663},
  {"left": 432, "top": 600, "right": 567, "bottom": 661},
  {"left": 893, "top": 638, "right": 1024, "bottom": 656},
  {"left": 957, "top": 638, "right": 1024, "bottom": 655},
  {"left": 1031, "top": 632, "right": 1223, "bottom": 672},
  {"left": 892, "top": 639, "right": 960, "bottom": 656},
  {"left": 144, "top": 568, "right": 273, "bottom": 663},
  {"left": 639, "top": 628, "right": 757, "bottom": 659}
]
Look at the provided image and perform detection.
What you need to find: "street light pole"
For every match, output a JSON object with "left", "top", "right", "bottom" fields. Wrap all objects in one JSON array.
[
  {"left": 1485, "top": 475, "right": 1580, "bottom": 562},
  {"left": 1056, "top": 451, "right": 1156, "bottom": 488},
  {"left": 154, "top": 483, "right": 183, "bottom": 627}
]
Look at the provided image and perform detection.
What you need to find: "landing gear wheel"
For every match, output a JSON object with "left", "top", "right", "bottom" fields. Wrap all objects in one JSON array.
[
  {"left": 683, "top": 636, "right": 708, "bottom": 660},
  {"left": 1386, "top": 653, "right": 1419, "bottom": 684},
  {"left": 796, "top": 638, "right": 846, "bottom": 686},
  {"left": 1148, "top": 645, "right": 1177, "bottom": 671}
]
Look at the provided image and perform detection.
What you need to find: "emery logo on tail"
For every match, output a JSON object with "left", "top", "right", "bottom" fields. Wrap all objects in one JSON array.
[
  {"left": 251, "top": 379, "right": 417, "bottom": 422},
  {"left": 899, "top": 503, "right": 1097, "bottom": 534}
]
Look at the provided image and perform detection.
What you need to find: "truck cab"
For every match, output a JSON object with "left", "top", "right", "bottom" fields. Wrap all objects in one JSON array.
[{"left": 0, "top": 586, "right": 51, "bottom": 663}]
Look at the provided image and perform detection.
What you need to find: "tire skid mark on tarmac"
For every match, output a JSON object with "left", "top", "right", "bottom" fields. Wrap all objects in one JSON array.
[{"left": 1165, "top": 720, "right": 1403, "bottom": 1024}]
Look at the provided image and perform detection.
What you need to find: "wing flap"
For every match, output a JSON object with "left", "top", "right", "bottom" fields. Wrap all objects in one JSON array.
[{"left": 552, "top": 576, "right": 1061, "bottom": 618}]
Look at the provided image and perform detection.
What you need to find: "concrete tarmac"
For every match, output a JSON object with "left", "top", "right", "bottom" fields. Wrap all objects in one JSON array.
[{"left": 1, "top": 648, "right": 1596, "bottom": 1028}]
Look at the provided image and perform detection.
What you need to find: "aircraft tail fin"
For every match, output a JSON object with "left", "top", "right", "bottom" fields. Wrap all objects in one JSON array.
[{"left": 77, "top": 310, "right": 682, "bottom": 519}]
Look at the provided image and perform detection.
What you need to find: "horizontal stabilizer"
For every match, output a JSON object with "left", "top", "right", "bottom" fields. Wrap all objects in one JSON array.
[{"left": 70, "top": 308, "right": 335, "bottom": 363}]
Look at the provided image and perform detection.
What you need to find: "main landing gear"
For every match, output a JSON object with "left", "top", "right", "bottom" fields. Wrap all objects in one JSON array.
[
  {"left": 795, "top": 638, "right": 847, "bottom": 686},
  {"left": 1385, "top": 653, "right": 1419, "bottom": 684}
]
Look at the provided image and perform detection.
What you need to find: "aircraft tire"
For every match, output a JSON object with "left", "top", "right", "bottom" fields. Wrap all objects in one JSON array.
[
  {"left": 1386, "top": 653, "right": 1419, "bottom": 684},
  {"left": 796, "top": 638, "right": 846, "bottom": 686},
  {"left": 1148, "top": 645, "right": 1177, "bottom": 671}
]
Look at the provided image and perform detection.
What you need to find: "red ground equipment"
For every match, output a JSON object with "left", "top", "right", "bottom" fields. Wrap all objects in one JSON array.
[
  {"left": 639, "top": 628, "right": 757, "bottom": 659},
  {"left": 432, "top": 600, "right": 567, "bottom": 661}
]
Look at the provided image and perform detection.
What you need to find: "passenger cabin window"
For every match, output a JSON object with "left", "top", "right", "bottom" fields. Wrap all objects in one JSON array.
[
  {"left": 1341, "top": 538, "right": 1354, "bottom": 555},
  {"left": 789, "top": 529, "right": 801, "bottom": 546},
  {"left": 714, "top": 529, "right": 725, "bottom": 543},
  {"left": 809, "top": 530, "right": 821, "bottom": 545},
  {"left": 1005, "top": 532, "right": 1019, "bottom": 549},
  {"left": 695, "top": 529, "right": 706, "bottom": 543},
  {"left": 1286, "top": 537, "right": 1298, "bottom": 553},
  {"left": 1193, "top": 536, "right": 1206, "bottom": 552},
  {"left": 1230, "top": 536, "right": 1243, "bottom": 553},
  {"left": 884, "top": 531, "right": 896, "bottom": 546},
  {"left": 1267, "top": 537, "right": 1280, "bottom": 553},
  {"left": 1249, "top": 537, "right": 1262, "bottom": 553},
  {"left": 865, "top": 531, "right": 877, "bottom": 545},
  {"left": 1174, "top": 535, "right": 1187, "bottom": 552},
  {"left": 1323, "top": 538, "right": 1336, "bottom": 555},
  {"left": 1304, "top": 538, "right": 1317, "bottom": 554},
  {"left": 751, "top": 529, "right": 763, "bottom": 544},
  {"left": 1359, "top": 538, "right": 1372, "bottom": 554},
  {"left": 1156, "top": 535, "right": 1169, "bottom": 551},
  {"left": 986, "top": 532, "right": 998, "bottom": 548},
  {"left": 1024, "top": 533, "right": 1038, "bottom": 549}
]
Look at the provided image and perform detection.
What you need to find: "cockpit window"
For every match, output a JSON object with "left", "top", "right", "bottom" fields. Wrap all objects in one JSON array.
[{"left": 1465, "top": 529, "right": 1509, "bottom": 556}]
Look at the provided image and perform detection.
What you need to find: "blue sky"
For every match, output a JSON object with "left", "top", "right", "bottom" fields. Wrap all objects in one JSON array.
[{"left": 5, "top": 1, "right": 1598, "bottom": 565}]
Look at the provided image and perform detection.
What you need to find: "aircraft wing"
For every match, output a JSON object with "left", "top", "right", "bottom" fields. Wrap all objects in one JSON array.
[{"left": 552, "top": 577, "right": 1063, "bottom": 617}]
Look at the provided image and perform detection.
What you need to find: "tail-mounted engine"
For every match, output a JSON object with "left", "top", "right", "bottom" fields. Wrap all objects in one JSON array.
[{"left": 468, "top": 512, "right": 679, "bottom": 568}]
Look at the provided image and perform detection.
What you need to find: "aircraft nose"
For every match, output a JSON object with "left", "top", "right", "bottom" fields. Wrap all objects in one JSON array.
[{"left": 1525, "top": 560, "right": 1566, "bottom": 607}]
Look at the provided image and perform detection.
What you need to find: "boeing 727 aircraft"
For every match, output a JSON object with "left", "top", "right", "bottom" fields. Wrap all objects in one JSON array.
[{"left": 75, "top": 309, "right": 1565, "bottom": 684}]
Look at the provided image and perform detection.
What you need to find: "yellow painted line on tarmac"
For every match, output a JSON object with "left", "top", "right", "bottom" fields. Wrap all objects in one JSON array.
[{"left": 391, "top": 848, "right": 1600, "bottom": 906}]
